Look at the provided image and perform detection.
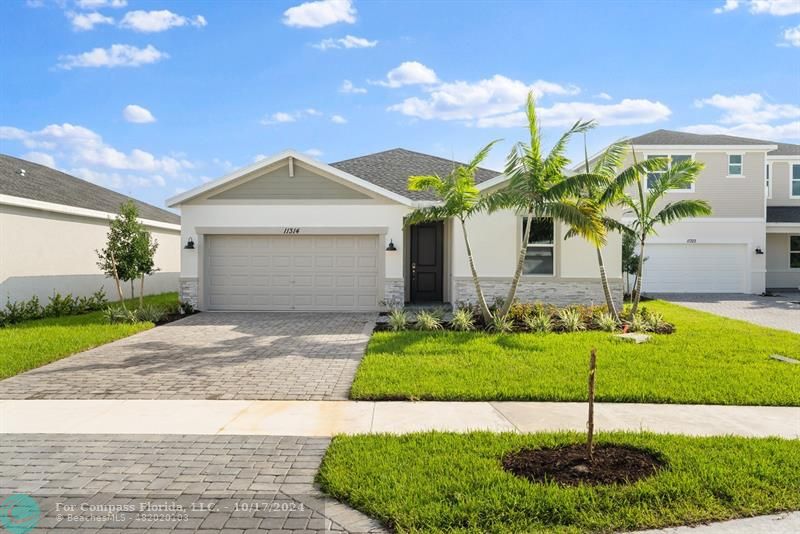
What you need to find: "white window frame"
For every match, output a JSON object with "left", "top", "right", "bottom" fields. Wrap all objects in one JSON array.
[
  {"left": 643, "top": 152, "right": 695, "bottom": 193},
  {"left": 792, "top": 164, "right": 800, "bottom": 199},
  {"left": 765, "top": 163, "right": 772, "bottom": 199},
  {"left": 520, "top": 217, "right": 555, "bottom": 277},
  {"left": 790, "top": 235, "right": 800, "bottom": 270},
  {"left": 727, "top": 153, "right": 744, "bottom": 178}
]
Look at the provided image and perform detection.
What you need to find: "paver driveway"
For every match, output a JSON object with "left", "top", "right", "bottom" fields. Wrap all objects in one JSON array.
[
  {"left": 652, "top": 292, "right": 800, "bottom": 333},
  {"left": 0, "top": 312, "right": 375, "bottom": 400},
  {"left": 0, "top": 434, "right": 385, "bottom": 533}
]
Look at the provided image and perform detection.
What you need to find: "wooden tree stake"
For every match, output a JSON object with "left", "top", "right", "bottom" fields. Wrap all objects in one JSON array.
[{"left": 587, "top": 347, "right": 597, "bottom": 463}]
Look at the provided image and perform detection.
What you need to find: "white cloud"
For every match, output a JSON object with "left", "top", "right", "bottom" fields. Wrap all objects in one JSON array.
[
  {"left": 372, "top": 61, "right": 439, "bottom": 88},
  {"left": 714, "top": 0, "right": 739, "bottom": 13},
  {"left": 782, "top": 24, "right": 800, "bottom": 46},
  {"left": 119, "top": 10, "right": 207, "bottom": 33},
  {"left": 23, "top": 151, "right": 56, "bottom": 168},
  {"left": 313, "top": 35, "right": 377, "bottom": 50},
  {"left": 388, "top": 74, "right": 582, "bottom": 122},
  {"left": 57, "top": 44, "right": 167, "bottom": 69},
  {"left": 305, "top": 148, "right": 323, "bottom": 158},
  {"left": 67, "top": 11, "right": 114, "bottom": 31},
  {"left": 75, "top": 0, "right": 127, "bottom": 8},
  {"left": 681, "top": 122, "right": 800, "bottom": 139},
  {"left": 330, "top": 114, "right": 347, "bottom": 124},
  {"left": 70, "top": 167, "right": 167, "bottom": 189},
  {"left": 253, "top": 154, "right": 269, "bottom": 163},
  {"left": 475, "top": 99, "right": 671, "bottom": 128},
  {"left": 594, "top": 92, "right": 613, "bottom": 100},
  {"left": 694, "top": 93, "right": 800, "bottom": 124},
  {"left": 260, "top": 108, "right": 322, "bottom": 125},
  {"left": 123, "top": 104, "right": 156, "bottom": 124},
  {"left": 283, "top": 0, "right": 355, "bottom": 28},
  {"left": 750, "top": 0, "right": 800, "bottom": 15},
  {"left": 340, "top": 80, "right": 367, "bottom": 94},
  {"left": 0, "top": 123, "right": 193, "bottom": 176}
]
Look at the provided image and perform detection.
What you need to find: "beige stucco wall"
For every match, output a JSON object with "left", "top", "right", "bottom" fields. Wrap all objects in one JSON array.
[
  {"left": 0, "top": 203, "right": 180, "bottom": 304},
  {"left": 766, "top": 233, "right": 800, "bottom": 289},
  {"left": 768, "top": 161, "right": 800, "bottom": 207},
  {"left": 623, "top": 150, "right": 766, "bottom": 218}
]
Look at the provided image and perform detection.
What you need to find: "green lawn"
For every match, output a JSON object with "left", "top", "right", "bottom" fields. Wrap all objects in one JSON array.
[
  {"left": 0, "top": 292, "right": 179, "bottom": 379},
  {"left": 318, "top": 431, "right": 800, "bottom": 533},
  {"left": 351, "top": 301, "right": 800, "bottom": 406}
]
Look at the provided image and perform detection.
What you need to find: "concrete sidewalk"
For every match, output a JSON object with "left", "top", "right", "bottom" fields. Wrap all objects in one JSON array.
[
  {"left": 2, "top": 400, "right": 798, "bottom": 437},
  {"left": 636, "top": 512, "right": 800, "bottom": 533}
]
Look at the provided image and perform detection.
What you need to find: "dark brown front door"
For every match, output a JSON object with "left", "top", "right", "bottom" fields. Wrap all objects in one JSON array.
[{"left": 410, "top": 221, "right": 443, "bottom": 303}]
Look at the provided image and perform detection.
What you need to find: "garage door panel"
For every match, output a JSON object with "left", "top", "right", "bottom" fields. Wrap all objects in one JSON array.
[
  {"left": 643, "top": 244, "right": 747, "bottom": 293},
  {"left": 205, "top": 234, "right": 380, "bottom": 311}
]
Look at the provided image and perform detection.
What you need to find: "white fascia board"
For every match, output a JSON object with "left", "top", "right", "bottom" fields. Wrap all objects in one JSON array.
[
  {"left": 475, "top": 174, "right": 509, "bottom": 192},
  {"left": 166, "top": 149, "right": 414, "bottom": 207},
  {"left": 766, "top": 155, "right": 800, "bottom": 161},
  {"left": 628, "top": 144, "right": 778, "bottom": 152},
  {"left": 0, "top": 194, "right": 180, "bottom": 231}
]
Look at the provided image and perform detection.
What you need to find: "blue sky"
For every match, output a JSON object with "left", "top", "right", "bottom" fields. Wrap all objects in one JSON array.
[{"left": 1, "top": 0, "right": 798, "bottom": 208}]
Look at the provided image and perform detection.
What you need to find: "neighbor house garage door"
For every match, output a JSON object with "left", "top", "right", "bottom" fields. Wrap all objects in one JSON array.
[
  {"left": 205, "top": 234, "right": 380, "bottom": 311},
  {"left": 642, "top": 243, "right": 747, "bottom": 293}
]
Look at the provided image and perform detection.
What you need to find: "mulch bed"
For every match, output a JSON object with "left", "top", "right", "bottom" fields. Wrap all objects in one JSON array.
[
  {"left": 502, "top": 444, "right": 664, "bottom": 486},
  {"left": 154, "top": 311, "right": 198, "bottom": 326}
]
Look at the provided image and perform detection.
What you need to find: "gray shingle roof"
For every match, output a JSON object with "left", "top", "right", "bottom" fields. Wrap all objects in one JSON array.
[
  {"left": 629, "top": 129, "right": 775, "bottom": 147},
  {"left": 330, "top": 148, "right": 501, "bottom": 201},
  {"left": 767, "top": 206, "right": 800, "bottom": 223},
  {"left": 0, "top": 154, "right": 179, "bottom": 224},
  {"left": 768, "top": 142, "right": 800, "bottom": 157}
]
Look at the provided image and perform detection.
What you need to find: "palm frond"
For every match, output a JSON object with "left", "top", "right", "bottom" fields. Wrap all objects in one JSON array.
[
  {"left": 407, "top": 174, "right": 444, "bottom": 192},
  {"left": 467, "top": 139, "right": 502, "bottom": 172},
  {"left": 404, "top": 205, "right": 452, "bottom": 227},
  {"left": 541, "top": 200, "right": 607, "bottom": 247},
  {"left": 654, "top": 200, "right": 712, "bottom": 226}
]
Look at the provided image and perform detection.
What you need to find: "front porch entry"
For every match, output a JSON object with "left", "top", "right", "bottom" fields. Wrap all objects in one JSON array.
[{"left": 409, "top": 221, "right": 444, "bottom": 304}]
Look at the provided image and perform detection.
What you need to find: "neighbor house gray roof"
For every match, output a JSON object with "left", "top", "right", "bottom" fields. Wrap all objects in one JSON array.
[
  {"left": 768, "top": 142, "right": 800, "bottom": 157},
  {"left": 629, "top": 129, "right": 776, "bottom": 147},
  {"left": 330, "top": 148, "right": 501, "bottom": 201},
  {"left": 767, "top": 206, "right": 800, "bottom": 224},
  {"left": 0, "top": 154, "right": 179, "bottom": 224}
]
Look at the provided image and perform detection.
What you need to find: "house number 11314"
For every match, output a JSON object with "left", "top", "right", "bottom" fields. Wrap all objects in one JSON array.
[{"left": 283, "top": 227, "right": 301, "bottom": 234}]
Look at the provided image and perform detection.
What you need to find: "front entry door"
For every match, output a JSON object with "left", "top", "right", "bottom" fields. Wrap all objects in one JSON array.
[{"left": 410, "top": 221, "right": 443, "bottom": 303}]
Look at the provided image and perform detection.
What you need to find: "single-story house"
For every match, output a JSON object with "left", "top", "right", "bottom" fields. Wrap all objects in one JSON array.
[
  {"left": 0, "top": 154, "right": 181, "bottom": 304},
  {"left": 168, "top": 149, "right": 622, "bottom": 312}
]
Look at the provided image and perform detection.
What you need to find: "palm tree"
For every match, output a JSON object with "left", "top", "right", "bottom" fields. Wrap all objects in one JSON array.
[
  {"left": 565, "top": 136, "right": 630, "bottom": 321},
  {"left": 484, "top": 92, "right": 606, "bottom": 318},
  {"left": 603, "top": 149, "right": 712, "bottom": 315},
  {"left": 405, "top": 140, "right": 500, "bottom": 323}
]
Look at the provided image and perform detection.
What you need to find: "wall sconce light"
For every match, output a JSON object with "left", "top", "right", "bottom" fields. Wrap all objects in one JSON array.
[
  {"left": 755, "top": 247, "right": 764, "bottom": 255},
  {"left": 185, "top": 237, "right": 195, "bottom": 250},
  {"left": 386, "top": 239, "right": 397, "bottom": 251}
]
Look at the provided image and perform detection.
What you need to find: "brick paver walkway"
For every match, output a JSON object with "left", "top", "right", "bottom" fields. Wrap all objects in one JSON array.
[
  {"left": 0, "top": 312, "right": 375, "bottom": 400},
  {"left": 652, "top": 292, "right": 800, "bottom": 333},
  {"left": 0, "top": 434, "right": 385, "bottom": 533}
]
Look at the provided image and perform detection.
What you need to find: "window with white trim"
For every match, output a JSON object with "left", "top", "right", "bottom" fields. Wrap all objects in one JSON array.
[
  {"left": 646, "top": 154, "right": 692, "bottom": 191},
  {"left": 792, "top": 164, "right": 800, "bottom": 198},
  {"left": 521, "top": 217, "right": 554, "bottom": 275},
  {"left": 791, "top": 236, "right": 800, "bottom": 269},
  {"left": 766, "top": 164, "right": 771, "bottom": 198},
  {"left": 728, "top": 154, "right": 743, "bottom": 176}
]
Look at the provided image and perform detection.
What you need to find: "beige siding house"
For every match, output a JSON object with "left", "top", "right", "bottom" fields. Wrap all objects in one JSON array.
[
  {"left": 618, "top": 130, "right": 799, "bottom": 293},
  {"left": 168, "top": 149, "right": 621, "bottom": 311},
  {"left": 0, "top": 154, "right": 181, "bottom": 303}
]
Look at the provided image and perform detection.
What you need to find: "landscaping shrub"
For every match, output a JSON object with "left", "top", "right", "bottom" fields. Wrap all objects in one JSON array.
[
  {"left": 134, "top": 304, "right": 166, "bottom": 323},
  {"left": 557, "top": 307, "right": 586, "bottom": 332},
  {"left": 524, "top": 311, "right": 553, "bottom": 333},
  {"left": 415, "top": 310, "right": 443, "bottom": 331},
  {"left": 0, "top": 289, "right": 107, "bottom": 327},
  {"left": 595, "top": 311, "right": 619, "bottom": 332},
  {"left": 102, "top": 306, "right": 137, "bottom": 324},
  {"left": 450, "top": 308, "right": 476, "bottom": 331},
  {"left": 387, "top": 308, "right": 409, "bottom": 331},
  {"left": 490, "top": 313, "right": 515, "bottom": 333}
]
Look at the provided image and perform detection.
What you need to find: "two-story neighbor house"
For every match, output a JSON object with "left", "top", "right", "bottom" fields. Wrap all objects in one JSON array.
[{"left": 623, "top": 130, "right": 799, "bottom": 294}]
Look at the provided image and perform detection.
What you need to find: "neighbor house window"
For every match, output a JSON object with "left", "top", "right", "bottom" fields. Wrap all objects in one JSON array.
[
  {"left": 766, "top": 164, "right": 771, "bottom": 198},
  {"left": 646, "top": 154, "right": 693, "bottom": 191},
  {"left": 791, "top": 236, "right": 800, "bottom": 269},
  {"left": 793, "top": 164, "right": 800, "bottom": 198},
  {"left": 521, "top": 217, "right": 554, "bottom": 275},
  {"left": 728, "top": 154, "right": 743, "bottom": 176}
]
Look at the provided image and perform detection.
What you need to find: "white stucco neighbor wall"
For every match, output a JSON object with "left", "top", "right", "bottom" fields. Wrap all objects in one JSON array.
[
  {"left": 766, "top": 232, "right": 800, "bottom": 289},
  {"left": 0, "top": 203, "right": 180, "bottom": 304}
]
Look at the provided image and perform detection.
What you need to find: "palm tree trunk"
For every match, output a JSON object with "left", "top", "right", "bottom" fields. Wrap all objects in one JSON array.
[
  {"left": 460, "top": 218, "right": 492, "bottom": 323},
  {"left": 500, "top": 210, "right": 534, "bottom": 317},
  {"left": 631, "top": 236, "right": 646, "bottom": 315},
  {"left": 596, "top": 247, "right": 619, "bottom": 321}
]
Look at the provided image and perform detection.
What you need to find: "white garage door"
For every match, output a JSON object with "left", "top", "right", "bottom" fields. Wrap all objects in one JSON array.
[
  {"left": 205, "top": 234, "right": 381, "bottom": 311},
  {"left": 642, "top": 243, "right": 748, "bottom": 293}
]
